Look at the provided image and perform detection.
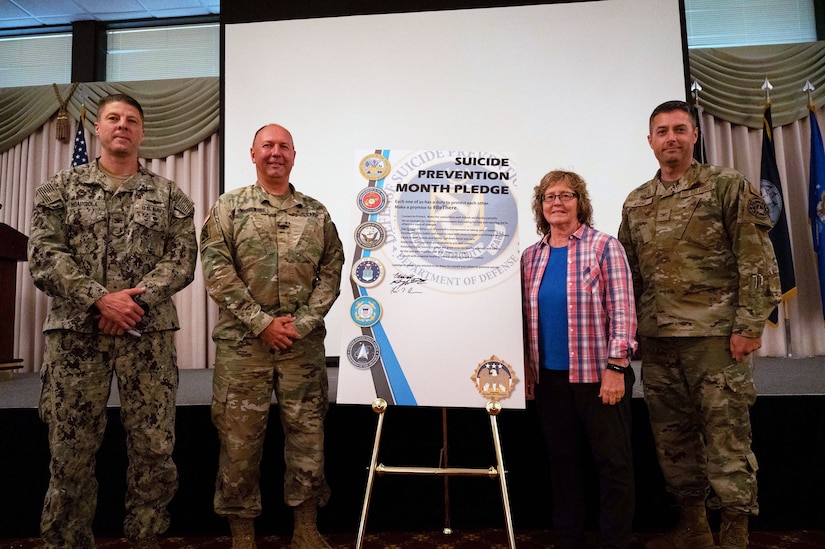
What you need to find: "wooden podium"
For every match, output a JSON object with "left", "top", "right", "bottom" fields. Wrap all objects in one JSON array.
[{"left": 0, "top": 223, "right": 27, "bottom": 378}]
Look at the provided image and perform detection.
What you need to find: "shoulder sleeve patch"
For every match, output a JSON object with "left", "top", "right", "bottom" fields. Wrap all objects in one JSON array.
[
  {"left": 173, "top": 194, "right": 195, "bottom": 218},
  {"left": 742, "top": 182, "right": 773, "bottom": 228},
  {"left": 34, "top": 182, "right": 62, "bottom": 208}
]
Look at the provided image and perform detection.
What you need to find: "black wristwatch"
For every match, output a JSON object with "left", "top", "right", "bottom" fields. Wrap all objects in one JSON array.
[{"left": 605, "top": 363, "right": 629, "bottom": 374}]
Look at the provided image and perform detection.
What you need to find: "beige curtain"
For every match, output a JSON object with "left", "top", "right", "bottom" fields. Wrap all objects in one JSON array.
[
  {"left": 0, "top": 78, "right": 219, "bottom": 158},
  {"left": 690, "top": 43, "right": 825, "bottom": 358},
  {"left": 1, "top": 81, "right": 220, "bottom": 372}
]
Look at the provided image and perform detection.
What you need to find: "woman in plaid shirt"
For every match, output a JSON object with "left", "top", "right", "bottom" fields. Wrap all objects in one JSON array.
[{"left": 521, "top": 170, "right": 638, "bottom": 549}]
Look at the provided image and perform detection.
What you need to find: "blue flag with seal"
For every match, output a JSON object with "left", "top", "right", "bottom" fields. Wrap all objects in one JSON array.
[
  {"left": 760, "top": 105, "right": 796, "bottom": 325},
  {"left": 809, "top": 107, "right": 825, "bottom": 323},
  {"left": 71, "top": 118, "right": 89, "bottom": 167}
]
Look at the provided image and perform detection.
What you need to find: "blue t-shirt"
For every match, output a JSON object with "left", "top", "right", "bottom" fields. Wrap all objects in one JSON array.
[{"left": 538, "top": 245, "right": 569, "bottom": 370}]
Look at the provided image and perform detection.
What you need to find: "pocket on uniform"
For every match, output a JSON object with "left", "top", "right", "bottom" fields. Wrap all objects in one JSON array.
[
  {"left": 131, "top": 206, "right": 168, "bottom": 257},
  {"left": 212, "top": 372, "right": 230, "bottom": 405},
  {"left": 66, "top": 206, "right": 107, "bottom": 255},
  {"left": 721, "top": 363, "right": 757, "bottom": 406}
]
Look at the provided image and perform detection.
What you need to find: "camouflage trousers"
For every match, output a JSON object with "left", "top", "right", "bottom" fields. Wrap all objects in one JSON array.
[
  {"left": 212, "top": 330, "right": 330, "bottom": 518},
  {"left": 38, "top": 330, "right": 179, "bottom": 549},
  {"left": 640, "top": 336, "right": 758, "bottom": 515}
]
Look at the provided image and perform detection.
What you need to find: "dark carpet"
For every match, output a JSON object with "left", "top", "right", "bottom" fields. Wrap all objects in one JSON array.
[{"left": 3, "top": 529, "right": 825, "bottom": 548}]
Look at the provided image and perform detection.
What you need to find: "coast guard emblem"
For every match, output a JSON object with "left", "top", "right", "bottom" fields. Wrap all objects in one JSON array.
[{"left": 350, "top": 296, "right": 382, "bottom": 327}]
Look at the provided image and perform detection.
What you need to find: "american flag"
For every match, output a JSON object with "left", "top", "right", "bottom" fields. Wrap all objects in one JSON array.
[{"left": 71, "top": 118, "right": 89, "bottom": 167}]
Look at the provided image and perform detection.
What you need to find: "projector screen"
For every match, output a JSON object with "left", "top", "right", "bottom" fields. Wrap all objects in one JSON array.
[{"left": 223, "top": 0, "right": 687, "bottom": 358}]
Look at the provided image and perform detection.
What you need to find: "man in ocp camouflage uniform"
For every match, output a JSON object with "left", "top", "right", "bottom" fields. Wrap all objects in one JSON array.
[
  {"left": 200, "top": 124, "right": 344, "bottom": 549},
  {"left": 28, "top": 94, "right": 198, "bottom": 549},
  {"left": 618, "top": 100, "right": 780, "bottom": 549}
]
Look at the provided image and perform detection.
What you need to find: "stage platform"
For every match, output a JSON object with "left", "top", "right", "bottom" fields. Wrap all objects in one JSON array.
[{"left": 1, "top": 357, "right": 824, "bottom": 539}]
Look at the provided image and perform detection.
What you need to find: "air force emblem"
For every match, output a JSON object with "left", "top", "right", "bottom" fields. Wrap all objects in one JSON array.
[{"left": 351, "top": 257, "right": 385, "bottom": 288}]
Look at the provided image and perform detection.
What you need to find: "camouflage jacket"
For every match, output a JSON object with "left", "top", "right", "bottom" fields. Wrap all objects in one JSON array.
[
  {"left": 200, "top": 183, "right": 344, "bottom": 341},
  {"left": 28, "top": 160, "right": 198, "bottom": 333},
  {"left": 618, "top": 161, "right": 780, "bottom": 338}
]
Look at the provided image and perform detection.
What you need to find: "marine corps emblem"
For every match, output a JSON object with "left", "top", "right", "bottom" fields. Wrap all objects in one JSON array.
[
  {"left": 351, "top": 257, "right": 385, "bottom": 288},
  {"left": 357, "top": 186, "right": 388, "bottom": 214},
  {"left": 346, "top": 335, "right": 381, "bottom": 369},
  {"left": 354, "top": 221, "right": 387, "bottom": 250},
  {"left": 359, "top": 153, "right": 392, "bottom": 181},
  {"left": 470, "top": 355, "right": 518, "bottom": 401}
]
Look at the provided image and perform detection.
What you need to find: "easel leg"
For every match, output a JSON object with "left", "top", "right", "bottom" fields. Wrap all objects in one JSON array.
[
  {"left": 441, "top": 407, "right": 452, "bottom": 534},
  {"left": 356, "top": 398, "right": 388, "bottom": 549},
  {"left": 488, "top": 403, "right": 516, "bottom": 549}
]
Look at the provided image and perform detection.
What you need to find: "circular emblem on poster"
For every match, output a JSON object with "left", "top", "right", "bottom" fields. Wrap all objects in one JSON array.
[
  {"left": 470, "top": 355, "right": 518, "bottom": 401},
  {"left": 350, "top": 296, "right": 382, "bottom": 327},
  {"left": 354, "top": 221, "right": 387, "bottom": 250},
  {"left": 351, "top": 257, "right": 385, "bottom": 288},
  {"left": 357, "top": 186, "right": 388, "bottom": 214},
  {"left": 359, "top": 153, "right": 392, "bottom": 181},
  {"left": 346, "top": 335, "right": 381, "bottom": 369}
]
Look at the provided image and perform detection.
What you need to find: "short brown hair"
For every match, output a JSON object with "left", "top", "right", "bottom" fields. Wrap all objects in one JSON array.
[
  {"left": 97, "top": 93, "right": 144, "bottom": 121},
  {"left": 531, "top": 170, "right": 593, "bottom": 236}
]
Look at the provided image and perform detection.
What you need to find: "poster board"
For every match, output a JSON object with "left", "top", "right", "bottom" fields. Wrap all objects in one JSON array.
[{"left": 337, "top": 149, "right": 523, "bottom": 408}]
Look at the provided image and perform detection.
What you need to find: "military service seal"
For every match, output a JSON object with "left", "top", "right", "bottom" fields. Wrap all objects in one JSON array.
[
  {"left": 350, "top": 296, "right": 382, "bottom": 327},
  {"left": 346, "top": 335, "right": 381, "bottom": 369},
  {"left": 357, "top": 186, "right": 388, "bottom": 214},
  {"left": 351, "top": 257, "right": 385, "bottom": 288},
  {"left": 354, "top": 221, "right": 387, "bottom": 250},
  {"left": 359, "top": 153, "right": 392, "bottom": 181},
  {"left": 470, "top": 355, "right": 518, "bottom": 401}
]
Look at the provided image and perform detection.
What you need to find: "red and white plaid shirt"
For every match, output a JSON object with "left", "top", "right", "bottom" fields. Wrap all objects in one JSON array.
[{"left": 521, "top": 224, "right": 637, "bottom": 385}]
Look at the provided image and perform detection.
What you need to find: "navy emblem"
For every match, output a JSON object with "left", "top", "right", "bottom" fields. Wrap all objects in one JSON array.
[
  {"left": 350, "top": 296, "right": 382, "bottom": 327},
  {"left": 470, "top": 355, "right": 518, "bottom": 401},
  {"left": 352, "top": 257, "right": 385, "bottom": 288},
  {"left": 359, "top": 153, "right": 392, "bottom": 180},
  {"left": 357, "top": 186, "right": 388, "bottom": 214},
  {"left": 354, "top": 221, "right": 387, "bottom": 250},
  {"left": 346, "top": 335, "right": 381, "bottom": 369}
]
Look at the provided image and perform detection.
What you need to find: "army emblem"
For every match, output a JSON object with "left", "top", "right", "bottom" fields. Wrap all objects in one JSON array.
[
  {"left": 357, "top": 186, "right": 388, "bottom": 214},
  {"left": 352, "top": 257, "right": 385, "bottom": 288},
  {"left": 354, "top": 221, "right": 387, "bottom": 250},
  {"left": 359, "top": 153, "right": 392, "bottom": 180},
  {"left": 470, "top": 355, "right": 518, "bottom": 401},
  {"left": 350, "top": 296, "right": 382, "bottom": 327},
  {"left": 346, "top": 335, "right": 381, "bottom": 369}
]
